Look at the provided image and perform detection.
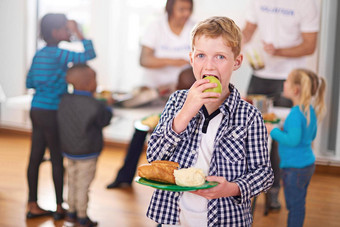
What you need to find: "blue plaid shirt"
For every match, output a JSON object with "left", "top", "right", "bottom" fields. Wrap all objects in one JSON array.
[{"left": 146, "top": 85, "right": 273, "bottom": 226}]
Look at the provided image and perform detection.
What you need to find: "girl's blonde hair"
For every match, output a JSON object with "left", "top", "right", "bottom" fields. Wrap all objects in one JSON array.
[
  {"left": 190, "top": 16, "right": 242, "bottom": 59},
  {"left": 289, "top": 69, "right": 326, "bottom": 125}
]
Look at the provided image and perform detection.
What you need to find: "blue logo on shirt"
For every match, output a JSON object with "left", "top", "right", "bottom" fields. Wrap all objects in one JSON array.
[{"left": 260, "top": 6, "right": 294, "bottom": 16}]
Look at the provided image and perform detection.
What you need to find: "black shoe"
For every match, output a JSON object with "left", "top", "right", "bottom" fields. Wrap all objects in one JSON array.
[
  {"left": 53, "top": 211, "right": 65, "bottom": 220},
  {"left": 106, "top": 181, "right": 131, "bottom": 189},
  {"left": 26, "top": 210, "right": 53, "bottom": 219},
  {"left": 78, "top": 217, "right": 98, "bottom": 227}
]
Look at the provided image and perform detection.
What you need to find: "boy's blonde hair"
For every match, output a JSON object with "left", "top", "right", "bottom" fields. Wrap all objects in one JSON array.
[
  {"left": 191, "top": 16, "right": 242, "bottom": 58},
  {"left": 289, "top": 69, "right": 326, "bottom": 124}
]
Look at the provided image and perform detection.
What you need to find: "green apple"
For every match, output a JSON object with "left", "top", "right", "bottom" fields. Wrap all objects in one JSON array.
[{"left": 203, "top": 76, "right": 222, "bottom": 94}]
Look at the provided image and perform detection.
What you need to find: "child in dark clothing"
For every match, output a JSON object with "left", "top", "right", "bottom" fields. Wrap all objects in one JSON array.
[
  {"left": 57, "top": 64, "right": 113, "bottom": 227},
  {"left": 26, "top": 13, "right": 96, "bottom": 220}
]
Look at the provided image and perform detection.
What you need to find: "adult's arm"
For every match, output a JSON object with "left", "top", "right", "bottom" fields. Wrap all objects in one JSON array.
[
  {"left": 139, "top": 46, "right": 189, "bottom": 69},
  {"left": 241, "top": 22, "right": 257, "bottom": 46},
  {"left": 264, "top": 32, "right": 318, "bottom": 57}
]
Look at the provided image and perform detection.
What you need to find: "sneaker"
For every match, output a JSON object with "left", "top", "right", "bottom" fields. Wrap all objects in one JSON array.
[
  {"left": 78, "top": 217, "right": 98, "bottom": 227},
  {"left": 64, "top": 212, "right": 77, "bottom": 227}
]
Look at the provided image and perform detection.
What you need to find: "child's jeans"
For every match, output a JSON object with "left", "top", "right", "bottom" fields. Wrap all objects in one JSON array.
[{"left": 281, "top": 164, "right": 315, "bottom": 227}]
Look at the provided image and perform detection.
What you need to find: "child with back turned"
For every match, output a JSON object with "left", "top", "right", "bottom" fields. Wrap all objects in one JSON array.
[
  {"left": 25, "top": 13, "right": 96, "bottom": 219},
  {"left": 145, "top": 16, "right": 274, "bottom": 226},
  {"left": 57, "top": 64, "right": 113, "bottom": 227},
  {"left": 266, "top": 69, "right": 326, "bottom": 227}
]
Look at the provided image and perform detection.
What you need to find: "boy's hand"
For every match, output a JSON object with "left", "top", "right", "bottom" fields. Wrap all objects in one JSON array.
[
  {"left": 172, "top": 79, "right": 220, "bottom": 133},
  {"left": 190, "top": 176, "right": 240, "bottom": 199},
  {"left": 67, "top": 20, "right": 84, "bottom": 40}
]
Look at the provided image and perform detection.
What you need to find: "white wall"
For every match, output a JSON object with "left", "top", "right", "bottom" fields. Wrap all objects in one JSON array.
[{"left": 0, "top": 0, "right": 27, "bottom": 98}]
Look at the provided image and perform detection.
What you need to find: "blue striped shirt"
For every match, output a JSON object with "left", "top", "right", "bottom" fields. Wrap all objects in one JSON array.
[
  {"left": 146, "top": 85, "right": 274, "bottom": 226},
  {"left": 26, "top": 39, "right": 96, "bottom": 110}
]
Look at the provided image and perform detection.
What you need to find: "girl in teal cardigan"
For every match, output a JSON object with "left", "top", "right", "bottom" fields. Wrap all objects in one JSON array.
[{"left": 266, "top": 68, "right": 326, "bottom": 227}]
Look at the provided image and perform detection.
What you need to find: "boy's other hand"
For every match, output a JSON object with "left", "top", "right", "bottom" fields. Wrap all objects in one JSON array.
[{"left": 190, "top": 176, "right": 240, "bottom": 200}]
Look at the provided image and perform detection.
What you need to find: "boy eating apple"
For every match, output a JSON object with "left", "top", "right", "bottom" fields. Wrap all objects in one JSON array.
[{"left": 145, "top": 16, "right": 273, "bottom": 226}]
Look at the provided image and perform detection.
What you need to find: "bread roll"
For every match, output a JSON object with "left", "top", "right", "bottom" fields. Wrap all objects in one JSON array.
[
  {"left": 174, "top": 167, "right": 205, "bottom": 187},
  {"left": 138, "top": 160, "right": 179, "bottom": 184},
  {"left": 263, "top": 112, "right": 277, "bottom": 122}
]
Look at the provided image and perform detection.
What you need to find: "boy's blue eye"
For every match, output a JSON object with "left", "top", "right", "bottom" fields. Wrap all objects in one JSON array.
[
  {"left": 217, "top": 55, "right": 225, "bottom": 60},
  {"left": 197, "top": 54, "right": 204, "bottom": 58}
]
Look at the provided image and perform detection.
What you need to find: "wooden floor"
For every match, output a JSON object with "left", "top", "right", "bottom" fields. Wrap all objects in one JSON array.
[{"left": 1, "top": 130, "right": 340, "bottom": 227}]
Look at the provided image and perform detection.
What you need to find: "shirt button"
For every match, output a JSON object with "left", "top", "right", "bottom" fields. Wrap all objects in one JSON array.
[
  {"left": 192, "top": 150, "right": 197, "bottom": 154},
  {"left": 232, "top": 131, "right": 238, "bottom": 138},
  {"left": 196, "top": 129, "right": 199, "bottom": 133},
  {"left": 174, "top": 192, "right": 180, "bottom": 197},
  {"left": 175, "top": 138, "right": 180, "bottom": 142}
]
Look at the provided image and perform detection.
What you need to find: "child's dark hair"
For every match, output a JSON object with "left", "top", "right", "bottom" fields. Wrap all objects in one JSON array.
[
  {"left": 165, "top": 0, "right": 193, "bottom": 17},
  {"left": 40, "top": 13, "right": 67, "bottom": 42},
  {"left": 66, "top": 64, "right": 96, "bottom": 91}
]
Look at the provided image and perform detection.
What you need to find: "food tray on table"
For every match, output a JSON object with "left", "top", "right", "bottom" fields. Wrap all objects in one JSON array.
[{"left": 135, "top": 177, "right": 218, "bottom": 192}]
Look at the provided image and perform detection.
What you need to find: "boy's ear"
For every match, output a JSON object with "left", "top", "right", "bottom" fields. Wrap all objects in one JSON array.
[
  {"left": 51, "top": 29, "right": 58, "bottom": 40},
  {"left": 233, "top": 54, "right": 243, "bottom": 71},
  {"left": 189, "top": 52, "right": 194, "bottom": 66}
]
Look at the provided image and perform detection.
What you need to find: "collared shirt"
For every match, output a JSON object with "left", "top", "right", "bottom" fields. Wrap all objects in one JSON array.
[
  {"left": 146, "top": 84, "right": 273, "bottom": 226},
  {"left": 26, "top": 39, "right": 96, "bottom": 110}
]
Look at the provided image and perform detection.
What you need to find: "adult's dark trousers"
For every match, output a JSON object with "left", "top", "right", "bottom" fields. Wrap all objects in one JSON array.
[
  {"left": 247, "top": 75, "right": 292, "bottom": 189},
  {"left": 115, "top": 128, "right": 148, "bottom": 183},
  {"left": 27, "top": 109, "right": 64, "bottom": 204}
]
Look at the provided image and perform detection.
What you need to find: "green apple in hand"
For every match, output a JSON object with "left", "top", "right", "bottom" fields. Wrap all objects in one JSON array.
[{"left": 203, "top": 76, "right": 222, "bottom": 95}]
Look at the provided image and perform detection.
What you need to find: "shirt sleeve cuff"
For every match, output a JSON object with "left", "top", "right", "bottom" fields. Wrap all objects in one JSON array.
[{"left": 230, "top": 178, "right": 250, "bottom": 205}]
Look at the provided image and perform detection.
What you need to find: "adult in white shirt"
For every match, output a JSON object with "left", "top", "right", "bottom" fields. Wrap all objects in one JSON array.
[
  {"left": 106, "top": 0, "right": 195, "bottom": 190},
  {"left": 140, "top": 0, "right": 196, "bottom": 95},
  {"left": 242, "top": 0, "right": 319, "bottom": 213}
]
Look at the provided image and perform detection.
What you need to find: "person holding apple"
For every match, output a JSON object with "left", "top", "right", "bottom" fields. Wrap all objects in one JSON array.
[
  {"left": 145, "top": 16, "right": 273, "bottom": 226},
  {"left": 106, "top": 0, "right": 196, "bottom": 189}
]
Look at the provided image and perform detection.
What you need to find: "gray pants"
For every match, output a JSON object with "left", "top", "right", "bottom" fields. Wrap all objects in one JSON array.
[{"left": 67, "top": 158, "right": 97, "bottom": 218}]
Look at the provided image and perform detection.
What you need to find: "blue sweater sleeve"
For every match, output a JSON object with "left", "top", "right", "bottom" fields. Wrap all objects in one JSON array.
[
  {"left": 270, "top": 107, "right": 302, "bottom": 147},
  {"left": 57, "top": 39, "right": 96, "bottom": 64}
]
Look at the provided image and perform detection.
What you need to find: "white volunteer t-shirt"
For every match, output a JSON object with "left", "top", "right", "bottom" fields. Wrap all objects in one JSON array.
[
  {"left": 245, "top": 0, "right": 319, "bottom": 79},
  {"left": 140, "top": 14, "right": 196, "bottom": 88}
]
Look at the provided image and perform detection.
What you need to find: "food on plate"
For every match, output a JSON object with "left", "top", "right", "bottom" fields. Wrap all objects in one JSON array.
[
  {"left": 137, "top": 160, "right": 179, "bottom": 184},
  {"left": 262, "top": 112, "right": 278, "bottom": 122},
  {"left": 95, "top": 90, "right": 112, "bottom": 100},
  {"left": 203, "top": 76, "right": 222, "bottom": 95},
  {"left": 174, "top": 167, "right": 205, "bottom": 187},
  {"left": 141, "top": 114, "right": 160, "bottom": 128}
]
